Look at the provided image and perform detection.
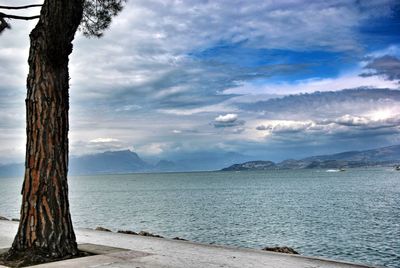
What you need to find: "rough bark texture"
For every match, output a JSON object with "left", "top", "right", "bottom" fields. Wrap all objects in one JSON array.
[{"left": 6, "top": 0, "right": 83, "bottom": 262}]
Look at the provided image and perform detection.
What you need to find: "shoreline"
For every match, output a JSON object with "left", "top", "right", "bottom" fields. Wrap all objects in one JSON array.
[
  {"left": 0, "top": 217, "right": 380, "bottom": 268},
  {"left": 0, "top": 220, "right": 379, "bottom": 268},
  {"left": 0, "top": 216, "right": 298, "bottom": 255}
]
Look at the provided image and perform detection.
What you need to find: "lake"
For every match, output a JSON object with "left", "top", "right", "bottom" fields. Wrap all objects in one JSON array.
[{"left": 0, "top": 168, "right": 399, "bottom": 267}]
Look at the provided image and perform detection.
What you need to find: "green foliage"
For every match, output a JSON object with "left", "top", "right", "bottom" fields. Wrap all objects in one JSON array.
[
  {"left": 0, "top": 1, "right": 125, "bottom": 36},
  {"left": 80, "top": 0, "right": 126, "bottom": 38}
]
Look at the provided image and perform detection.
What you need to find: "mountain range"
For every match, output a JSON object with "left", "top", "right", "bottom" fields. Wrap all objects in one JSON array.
[
  {"left": 221, "top": 144, "right": 400, "bottom": 171},
  {"left": 1, "top": 144, "right": 399, "bottom": 177},
  {"left": 0, "top": 150, "right": 249, "bottom": 177}
]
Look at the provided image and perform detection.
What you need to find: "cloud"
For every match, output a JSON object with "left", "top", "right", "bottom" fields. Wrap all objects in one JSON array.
[
  {"left": 71, "top": 138, "right": 126, "bottom": 156},
  {"left": 256, "top": 120, "right": 313, "bottom": 133},
  {"left": 231, "top": 127, "right": 245, "bottom": 134},
  {"left": 361, "top": 55, "right": 400, "bottom": 81},
  {"left": 1, "top": 1, "right": 400, "bottom": 163},
  {"left": 3, "top": 1, "right": 400, "bottom": 114},
  {"left": 254, "top": 112, "right": 400, "bottom": 141},
  {"left": 135, "top": 142, "right": 169, "bottom": 156},
  {"left": 330, "top": 115, "right": 370, "bottom": 127},
  {"left": 213, "top": 113, "right": 245, "bottom": 128},
  {"left": 215, "top": 114, "right": 238, "bottom": 123},
  {"left": 366, "top": 45, "right": 400, "bottom": 59},
  {"left": 243, "top": 89, "right": 400, "bottom": 149},
  {"left": 329, "top": 113, "right": 400, "bottom": 129},
  {"left": 256, "top": 121, "right": 313, "bottom": 134},
  {"left": 224, "top": 73, "right": 399, "bottom": 95},
  {"left": 66, "top": 0, "right": 400, "bottom": 113},
  {"left": 115, "top": 105, "right": 142, "bottom": 112},
  {"left": 157, "top": 101, "right": 236, "bottom": 116},
  {"left": 256, "top": 125, "right": 270, "bottom": 131},
  {"left": 89, "top": 138, "right": 120, "bottom": 143},
  {"left": 238, "top": 88, "right": 400, "bottom": 120},
  {"left": 113, "top": 0, "right": 397, "bottom": 53}
]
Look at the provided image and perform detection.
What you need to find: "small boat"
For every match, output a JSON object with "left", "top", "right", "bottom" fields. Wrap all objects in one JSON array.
[
  {"left": 326, "top": 168, "right": 346, "bottom": 172},
  {"left": 326, "top": 169, "right": 340, "bottom": 172},
  {"left": 395, "top": 165, "right": 400, "bottom": 171}
]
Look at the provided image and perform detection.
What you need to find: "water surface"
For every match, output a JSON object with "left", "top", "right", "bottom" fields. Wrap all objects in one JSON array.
[{"left": 0, "top": 169, "right": 399, "bottom": 267}]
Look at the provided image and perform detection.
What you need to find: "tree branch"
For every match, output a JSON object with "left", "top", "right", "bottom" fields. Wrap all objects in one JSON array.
[
  {"left": 0, "top": 12, "right": 40, "bottom": 20},
  {"left": 0, "top": 17, "right": 10, "bottom": 33},
  {"left": 0, "top": 4, "right": 42, "bottom": 10}
]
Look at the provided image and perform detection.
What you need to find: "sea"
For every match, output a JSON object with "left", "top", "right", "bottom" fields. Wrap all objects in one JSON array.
[{"left": 0, "top": 168, "right": 399, "bottom": 268}]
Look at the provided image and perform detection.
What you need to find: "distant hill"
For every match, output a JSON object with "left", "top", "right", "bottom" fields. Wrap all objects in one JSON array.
[
  {"left": 154, "top": 160, "right": 177, "bottom": 172},
  {"left": 0, "top": 163, "right": 24, "bottom": 178},
  {"left": 222, "top": 161, "right": 276, "bottom": 171},
  {"left": 169, "top": 151, "right": 250, "bottom": 171},
  {"left": 0, "top": 150, "right": 250, "bottom": 176},
  {"left": 2, "top": 145, "right": 400, "bottom": 177},
  {"left": 69, "top": 150, "right": 151, "bottom": 175},
  {"left": 222, "top": 145, "right": 400, "bottom": 171},
  {"left": 0, "top": 150, "right": 151, "bottom": 177},
  {"left": 303, "top": 145, "right": 400, "bottom": 162}
]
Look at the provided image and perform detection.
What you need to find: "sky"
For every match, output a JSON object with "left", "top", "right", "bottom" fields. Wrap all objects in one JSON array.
[{"left": 1, "top": 0, "right": 400, "bottom": 164}]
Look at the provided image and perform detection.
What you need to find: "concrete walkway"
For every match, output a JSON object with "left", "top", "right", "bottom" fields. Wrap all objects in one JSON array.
[{"left": 0, "top": 220, "right": 378, "bottom": 268}]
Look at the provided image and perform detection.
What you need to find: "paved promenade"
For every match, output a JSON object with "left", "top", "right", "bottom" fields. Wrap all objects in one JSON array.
[{"left": 0, "top": 220, "right": 378, "bottom": 268}]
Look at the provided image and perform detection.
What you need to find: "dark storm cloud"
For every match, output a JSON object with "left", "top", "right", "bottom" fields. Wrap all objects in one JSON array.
[
  {"left": 68, "top": 0, "right": 400, "bottom": 113},
  {"left": 248, "top": 89, "right": 400, "bottom": 150},
  {"left": 238, "top": 88, "right": 400, "bottom": 120},
  {"left": 1, "top": 0, "right": 400, "bottom": 163},
  {"left": 361, "top": 55, "right": 400, "bottom": 81}
]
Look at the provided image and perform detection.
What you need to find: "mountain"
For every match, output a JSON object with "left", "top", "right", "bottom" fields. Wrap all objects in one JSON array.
[
  {"left": 154, "top": 160, "right": 177, "bottom": 172},
  {"left": 0, "top": 150, "right": 250, "bottom": 177},
  {"left": 222, "top": 161, "right": 276, "bottom": 171},
  {"left": 169, "top": 151, "right": 250, "bottom": 171},
  {"left": 69, "top": 150, "right": 151, "bottom": 175},
  {"left": 0, "top": 150, "right": 151, "bottom": 177},
  {"left": 303, "top": 145, "right": 400, "bottom": 162},
  {"left": 222, "top": 144, "right": 400, "bottom": 171},
  {"left": 0, "top": 163, "right": 24, "bottom": 177},
  {"left": 1, "top": 145, "right": 399, "bottom": 177}
]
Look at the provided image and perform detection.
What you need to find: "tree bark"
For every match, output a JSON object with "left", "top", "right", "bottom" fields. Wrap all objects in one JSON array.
[{"left": 6, "top": 0, "right": 83, "bottom": 261}]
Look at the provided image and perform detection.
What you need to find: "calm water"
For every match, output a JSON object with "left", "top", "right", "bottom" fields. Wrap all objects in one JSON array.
[{"left": 0, "top": 169, "right": 399, "bottom": 267}]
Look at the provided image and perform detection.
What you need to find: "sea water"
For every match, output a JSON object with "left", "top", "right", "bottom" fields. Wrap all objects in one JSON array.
[{"left": 0, "top": 168, "right": 399, "bottom": 267}]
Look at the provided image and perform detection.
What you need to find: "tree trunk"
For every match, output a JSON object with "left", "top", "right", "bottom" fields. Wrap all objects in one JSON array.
[{"left": 6, "top": 0, "right": 83, "bottom": 262}]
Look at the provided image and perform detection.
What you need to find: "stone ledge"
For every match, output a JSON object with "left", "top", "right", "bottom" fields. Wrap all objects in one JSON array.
[
  {"left": 78, "top": 243, "right": 130, "bottom": 255},
  {"left": 0, "top": 220, "right": 380, "bottom": 268}
]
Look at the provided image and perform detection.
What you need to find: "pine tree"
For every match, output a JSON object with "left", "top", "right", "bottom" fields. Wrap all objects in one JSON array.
[{"left": 0, "top": 0, "right": 125, "bottom": 264}]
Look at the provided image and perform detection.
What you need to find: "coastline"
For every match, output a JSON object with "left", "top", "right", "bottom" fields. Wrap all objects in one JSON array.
[{"left": 0, "top": 218, "right": 380, "bottom": 268}]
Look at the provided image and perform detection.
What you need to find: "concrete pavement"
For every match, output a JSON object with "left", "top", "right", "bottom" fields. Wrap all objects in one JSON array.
[{"left": 0, "top": 220, "right": 379, "bottom": 268}]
